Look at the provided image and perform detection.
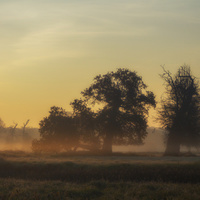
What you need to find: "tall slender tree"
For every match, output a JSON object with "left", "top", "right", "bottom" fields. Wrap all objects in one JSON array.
[{"left": 158, "top": 65, "right": 200, "bottom": 155}]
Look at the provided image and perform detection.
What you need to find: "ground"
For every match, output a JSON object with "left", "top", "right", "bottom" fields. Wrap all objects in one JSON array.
[{"left": 0, "top": 151, "right": 200, "bottom": 199}]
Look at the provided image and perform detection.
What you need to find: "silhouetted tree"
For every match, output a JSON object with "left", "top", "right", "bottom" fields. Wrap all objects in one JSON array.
[
  {"left": 158, "top": 65, "right": 200, "bottom": 155},
  {"left": 71, "top": 99, "right": 101, "bottom": 151},
  {"left": 9, "top": 122, "right": 18, "bottom": 141},
  {"left": 0, "top": 118, "right": 5, "bottom": 129},
  {"left": 33, "top": 104, "right": 101, "bottom": 153},
  {"left": 0, "top": 118, "right": 5, "bottom": 136},
  {"left": 22, "top": 119, "right": 30, "bottom": 141},
  {"left": 79, "top": 68, "right": 156, "bottom": 153},
  {"left": 33, "top": 106, "right": 79, "bottom": 153}
]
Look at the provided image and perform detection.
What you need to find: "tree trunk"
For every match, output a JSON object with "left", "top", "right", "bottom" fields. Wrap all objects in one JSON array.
[
  {"left": 164, "top": 133, "right": 181, "bottom": 156},
  {"left": 102, "top": 134, "right": 112, "bottom": 154}
]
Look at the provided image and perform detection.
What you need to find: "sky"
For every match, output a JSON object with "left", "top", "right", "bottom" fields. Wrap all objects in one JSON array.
[{"left": 0, "top": 0, "right": 200, "bottom": 128}]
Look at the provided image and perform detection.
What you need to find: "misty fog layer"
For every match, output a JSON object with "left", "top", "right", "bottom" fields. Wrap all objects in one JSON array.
[
  {"left": 113, "top": 128, "right": 165, "bottom": 153},
  {"left": 0, "top": 128, "right": 39, "bottom": 152},
  {"left": 0, "top": 127, "right": 165, "bottom": 152},
  {"left": 0, "top": 127, "right": 198, "bottom": 153}
]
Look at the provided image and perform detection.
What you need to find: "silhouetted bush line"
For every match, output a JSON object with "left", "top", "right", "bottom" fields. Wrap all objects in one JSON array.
[{"left": 0, "top": 159, "right": 200, "bottom": 183}]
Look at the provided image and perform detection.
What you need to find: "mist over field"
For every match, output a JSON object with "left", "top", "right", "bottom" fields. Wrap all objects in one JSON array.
[
  {"left": 114, "top": 127, "right": 166, "bottom": 153},
  {"left": 0, "top": 127, "right": 39, "bottom": 152},
  {"left": 0, "top": 126, "right": 198, "bottom": 154},
  {"left": 0, "top": 127, "right": 165, "bottom": 152}
]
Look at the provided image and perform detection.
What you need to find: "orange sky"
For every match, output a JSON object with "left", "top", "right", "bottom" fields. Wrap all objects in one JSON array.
[{"left": 0, "top": 0, "right": 200, "bottom": 128}]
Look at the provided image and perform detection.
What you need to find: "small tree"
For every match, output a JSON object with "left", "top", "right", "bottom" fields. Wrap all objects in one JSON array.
[
  {"left": 33, "top": 106, "right": 79, "bottom": 153},
  {"left": 158, "top": 65, "right": 200, "bottom": 155},
  {"left": 79, "top": 68, "right": 156, "bottom": 153},
  {"left": 71, "top": 99, "right": 101, "bottom": 152}
]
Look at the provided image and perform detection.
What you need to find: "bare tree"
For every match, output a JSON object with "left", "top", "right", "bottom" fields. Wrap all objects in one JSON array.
[
  {"left": 22, "top": 119, "right": 30, "bottom": 138},
  {"left": 158, "top": 65, "right": 200, "bottom": 155},
  {"left": 11, "top": 123, "right": 18, "bottom": 137}
]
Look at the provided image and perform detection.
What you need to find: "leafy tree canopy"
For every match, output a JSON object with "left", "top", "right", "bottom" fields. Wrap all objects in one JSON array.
[
  {"left": 33, "top": 68, "right": 156, "bottom": 154},
  {"left": 33, "top": 106, "right": 79, "bottom": 153},
  {"left": 75, "top": 68, "right": 156, "bottom": 152}
]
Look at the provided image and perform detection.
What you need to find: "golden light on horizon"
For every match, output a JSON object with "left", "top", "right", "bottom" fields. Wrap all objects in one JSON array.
[{"left": 0, "top": 0, "right": 200, "bottom": 127}]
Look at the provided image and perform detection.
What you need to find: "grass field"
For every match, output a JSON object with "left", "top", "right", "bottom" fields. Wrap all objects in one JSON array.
[
  {"left": 1, "top": 179, "right": 200, "bottom": 200},
  {"left": 0, "top": 151, "right": 200, "bottom": 199}
]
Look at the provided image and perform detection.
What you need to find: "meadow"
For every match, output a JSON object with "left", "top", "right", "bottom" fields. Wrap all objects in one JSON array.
[{"left": 0, "top": 151, "right": 200, "bottom": 199}]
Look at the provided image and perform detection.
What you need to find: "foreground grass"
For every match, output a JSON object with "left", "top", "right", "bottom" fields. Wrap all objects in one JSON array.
[
  {"left": 0, "top": 179, "right": 200, "bottom": 200},
  {"left": 0, "top": 151, "right": 200, "bottom": 199},
  {"left": 0, "top": 158, "right": 200, "bottom": 183}
]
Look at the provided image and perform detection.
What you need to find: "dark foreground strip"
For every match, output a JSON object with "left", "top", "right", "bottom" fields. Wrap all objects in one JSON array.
[{"left": 0, "top": 160, "right": 199, "bottom": 183}]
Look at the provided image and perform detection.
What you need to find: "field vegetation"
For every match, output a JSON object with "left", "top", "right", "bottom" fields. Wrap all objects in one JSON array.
[
  {"left": 0, "top": 151, "right": 200, "bottom": 199},
  {"left": 1, "top": 178, "right": 200, "bottom": 200}
]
